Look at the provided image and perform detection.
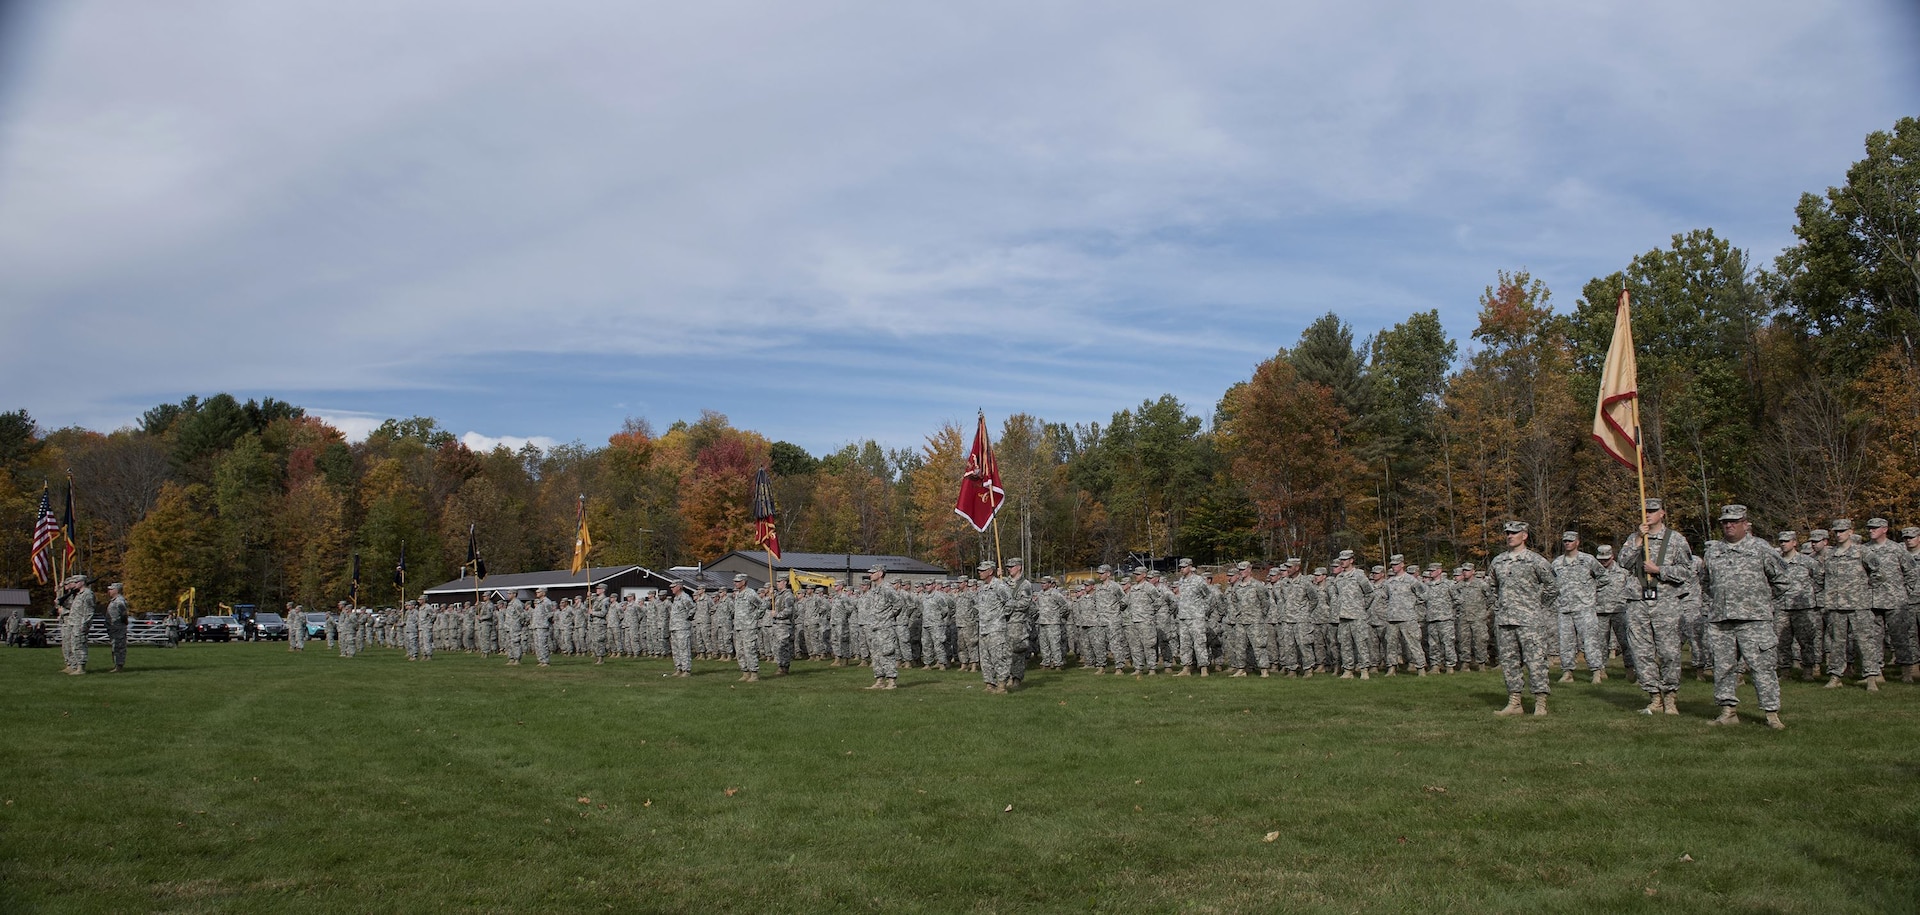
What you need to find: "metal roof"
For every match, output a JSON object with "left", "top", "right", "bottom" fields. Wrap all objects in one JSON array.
[
  {"left": 712, "top": 550, "right": 948, "bottom": 575},
  {"left": 419, "top": 565, "right": 674, "bottom": 597}
]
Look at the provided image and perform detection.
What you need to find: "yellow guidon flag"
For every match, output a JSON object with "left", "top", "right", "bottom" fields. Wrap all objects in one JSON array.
[
  {"left": 1591, "top": 289, "right": 1641, "bottom": 468},
  {"left": 570, "top": 494, "right": 593, "bottom": 574}
]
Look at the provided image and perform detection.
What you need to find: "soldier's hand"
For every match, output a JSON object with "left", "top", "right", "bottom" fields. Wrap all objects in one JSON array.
[{"left": 1643, "top": 561, "right": 1659, "bottom": 575}]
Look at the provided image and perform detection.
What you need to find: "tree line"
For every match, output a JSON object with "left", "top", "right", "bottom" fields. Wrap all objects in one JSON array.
[{"left": 4, "top": 117, "right": 1915, "bottom": 612}]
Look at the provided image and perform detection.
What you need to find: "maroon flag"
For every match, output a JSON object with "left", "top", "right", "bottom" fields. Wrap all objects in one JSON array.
[
  {"left": 954, "top": 412, "right": 1005, "bottom": 532},
  {"left": 751, "top": 468, "right": 781, "bottom": 560}
]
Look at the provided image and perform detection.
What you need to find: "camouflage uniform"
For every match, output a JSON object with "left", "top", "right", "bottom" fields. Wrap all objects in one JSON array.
[
  {"left": 530, "top": 595, "right": 556, "bottom": 666},
  {"left": 588, "top": 591, "right": 611, "bottom": 663},
  {"left": 1700, "top": 510, "right": 1788, "bottom": 714},
  {"left": 1620, "top": 524, "right": 1693, "bottom": 697},
  {"left": 953, "top": 586, "right": 979, "bottom": 670},
  {"left": 1594, "top": 553, "right": 1634, "bottom": 671},
  {"left": 864, "top": 573, "right": 911, "bottom": 685},
  {"left": 1094, "top": 577, "right": 1127, "bottom": 672},
  {"left": 1774, "top": 536, "right": 1820, "bottom": 673},
  {"left": 1452, "top": 570, "right": 1492, "bottom": 668},
  {"left": 501, "top": 596, "right": 525, "bottom": 664},
  {"left": 1381, "top": 565, "right": 1427, "bottom": 671},
  {"left": 730, "top": 583, "right": 765, "bottom": 676},
  {"left": 1225, "top": 569, "right": 1271, "bottom": 673},
  {"left": 1071, "top": 583, "right": 1104, "bottom": 669},
  {"left": 1276, "top": 567, "right": 1319, "bottom": 673},
  {"left": 1420, "top": 567, "right": 1457, "bottom": 671},
  {"left": 1121, "top": 574, "right": 1160, "bottom": 674},
  {"left": 1863, "top": 525, "right": 1910, "bottom": 675},
  {"left": 1821, "top": 529, "right": 1879, "bottom": 680},
  {"left": 1897, "top": 531, "right": 1920, "bottom": 675},
  {"left": 1173, "top": 565, "right": 1214, "bottom": 671},
  {"left": 1552, "top": 543, "right": 1607, "bottom": 673},
  {"left": 1490, "top": 537, "right": 1558, "bottom": 697},
  {"left": 668, "top": 589, "right": 695, "bottom": 674},
  {"left": 1036, "top": 583, "right": 1069, "bottom": 669},
  {"left": 1328, "top": 562, "right": 1374, "bottom": 674},
  {"left": 769, "top": 586, "right": 797, "bottom": 672}
]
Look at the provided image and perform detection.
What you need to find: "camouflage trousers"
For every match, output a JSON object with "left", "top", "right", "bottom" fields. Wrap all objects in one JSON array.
[
  {"left": 1172, "top": 617, "right": 1209, "bottom": 669},
  {"left": 979, "top": 621, "right": 1011, "bottom": 684},
  {"left": 532, "top": 627, "right": 551, "bottom": 664},
  {"left": 1462, "top": 616, "right": 1492, "bottom": 666},
  {"left": 1598, "top": 611, "right": 1636, "bottom": 671},
  {"left": 829, "top": 608, "right": 852, "bottom": 660},
  {"left": 110, "top": 623, "right": 127, "bottom": 668},
  {"left": 1317, "top": 623, "right": 1340, "bottom": 669},
  {"left": 1336, "top": 619, "right": 1372, "bottom": 671},
  {"left": 1225, "top": 621, "right": 1271, "bottom": 671},
  {"left": 588, "top": 622, "right": 608, "bottom": 659},
  {"left": 1887, "top": 606, "right": 1919, "bottom": 666},
  {"left": 1078, "top": 624, "right": 1108, "bottom": 668},
  {"left": 733, "top": 626, "right": 761, "bottom": 672},
  {"left": 868, "top": 621, "right": 899, "bottom": 679},
  {"left": 1124, "top": 619, "right": 1158, "bottom": 672},
  {"left": 1037, "top": 623, "right": 1066, "bottom": 668},
  {"left": 1708, "top": 619, "right": 1780, "bottom": 711},
  {"left": 60, "top": 615, "right": 88, "bottom": 669},
  {"left": 1423, "top": 619, "right": 1457, "bottom": 669},
  {"left": 1557, "top": 608, "right": 1605, "bottom": 671},
  {"left": 1625, "top": 602, "right": 1681, "bottom": 694},
  {"left": 770, "top": 621, "right": 795, "bottom": 668},
  {"left": 1277, "top": 622, "right": 1317, "bottom": 671},
  {"left": 669, "top": 625, "right": 692, "bottom": 672},
  {"left": 1680, "top": 608, "right": 1709, "bottom": 671},
  {"left": 1382, "top": 620, "right": 1425, "bottom": 669},
  {"left": 924, "top": 617, "right": 954, "bottom": 667},
  {"left": 502, "top": 625, "right": 523, "bottom": 662},
  {"left": 1776, "top": 609, "right": 1821, "bottom": 668},
  {"left": 1825, "top": 610, "right": 1882, "bottom": 678},
  {"left": 1496, "top": 623, "right": 1551, "bottom": 696},
  {"left": 895, "top": 617, "right": 919, "bottom": 665}
]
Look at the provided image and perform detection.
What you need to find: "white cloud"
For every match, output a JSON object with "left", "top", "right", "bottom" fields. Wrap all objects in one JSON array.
[
  {"left": 459, "top": 432, "right": 558, "bottom": 454},
  {"left": 309, "top": 411, "right": 388, "bottom": 444}
]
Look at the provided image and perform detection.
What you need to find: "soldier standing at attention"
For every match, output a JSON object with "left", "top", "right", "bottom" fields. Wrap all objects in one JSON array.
[
  {"left": 1224, "top": 562, "right": 1268, "bottom": 677},
  {"left": 667, "top": 581, "right": 696, "bottom": 676},
  {"left": 1553, "top": 532, "right": 1608, "bottom": 683},
  {"left": 1899, "top": 527, "right": 1920, "bottom": 683},
  {"left": 1421, "top": 563, "right": 1457, "bottom": 673},
  {"left": 1452, "top": 563, "right": 1492, "bottom": 672},
  {"left": 500, "top": 591, "right": 525, "bottom": 666},
  {"left": 1775, "top": 532, "right": 1820, "bottom": 681},
  {"left": 1074, "top": 571, "right": 1109, "bottom": 671},
  {"left": 728, "top": 575, "right": 764, "bottom": 682},
  {"left": 588, "top": 585, "right": 611, "bottom": 665},
  {"left": 1093, "top": 565, "right": 1127, "bottom": 675},
  {"left": 286, "top": 601, "right": 305, "bottom": 653},
  {"left": 105, "top": 583, "right": 130, "bottom": 672},
  {"left": 1277, "top": 561, "right": 1317, "bottom": 677},
  {"left": 1861, "top": 518, "right": 1909, "bottom": 690},
  {"left": 863, "top": 565, "right": 909, "bottom": 690},
  {"left": 975, "top": 561, "right": 1014, "bottom": 691},
  {"left": 1593, "top": 547, "right": 1632, "bottom": 676},
  {"left": 1821, "top": 520, "right": 1877, "bottom": 690},
  {"left": 1328, "top": 551, "right": 1373, "bottom": 679},
  {"left": 1380, "top": 555, "right": 1427, "bottom": 676},
  {"left": 1490, "top": 521, "right": 1559, "bottom": 716},
  {"left": 1035, "top": 576, "right": 1068, "bottom": 670},
  {"left": 769, "top": 578, "right": 797, "bottom": 675},
  {"left": 1172, "top": 559, "right": 1214, "bottom": 677},
  {"left": 530, "top": 588, "right": 556, "bottom": 667},
  {"left": 1620, "top": 499, "right": 1693, "bottom": 715},
  {"left": 58, "top": 575, "right": 94, "bottom": 675},
  {"left": 1121, "top": 567, "right": 1160, "bottom": 678},
  {"left": 1699, "top": 505, "right": 1789, "bottom": 729}
]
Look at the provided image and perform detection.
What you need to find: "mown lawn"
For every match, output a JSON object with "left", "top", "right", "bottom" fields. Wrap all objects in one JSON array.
[{"left": 2, "top": 641, "right": 1916, "bottom": 914}]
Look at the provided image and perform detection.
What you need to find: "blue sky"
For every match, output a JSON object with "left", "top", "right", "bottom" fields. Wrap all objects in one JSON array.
[{"left": 2, "top": 2, "right": 1915, "bottom": 456}]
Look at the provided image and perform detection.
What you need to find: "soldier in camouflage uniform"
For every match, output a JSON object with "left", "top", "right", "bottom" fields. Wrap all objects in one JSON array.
[
  {"left": 1224, "top": 562, "right": 1269, "bottom": 676},
  {"left": 500, "top": 591, "right": 525, "bottom": 665},
  {"left": 1699, "top": 505, "right": 1789, "bottom": 729},
  {"left": 767, "top": 579, "right": 797, "bottom": 675},
  {"left": 1380, "top": 556, "right": 1427, "bottom": 675},
  {"left": 1084, "top": 565, "right": 1120, "bottom": 674},
  {"left": 1821, "top": 519, "right": 1880, "bottom": 689},
  {"left": 1276, "top": 561, "right": 1317, "bottom": 677},
  {"left": 857, "top": 567, "right": 904, "bottom": 689},
  {"left": 106, "top": 583, "right": 130, "bottom": 671},
  {"left": 1490, "top": 521, "right": 1558, "bottom": 715},
  {"left": 1774, "top": 532, "right": 1820, "bottom": 680},
  {"left": 1552, "top": 532, "right": 1608, "bottom": 683},
  {"left": 727, "top": 575, "right": 764, "bottom": 681},
  {"left": 1862, "top": 518, "right": 1910, "bottom": 689},
  {"left": 529, "top": 588, "right": 556, "bottom": 667},
  {"left": 1593, "top": 546, "right": 1632, "bottom": 676},
  {"left": 1452, "top": 563, "right": 1492, "bottom": 671},
  {"left": 1328, "top": 551, "right": 1374, "bottom": 679},
  {"left": 1899, "top": 527, "right": 1920, "bottom": 683},
  {"left": 1620, "top": 499, "right": 1692, "bottom": 714},
  {"left": 953, "top": 580, "right": 979, "bottom": 672},
  {"left": 1172, "top": 559, "right": 1214, "bottom": 676},
  {"left": 588, "top": 585, "right": 611, "bottom": 664},
  {"left": 1421, "top": 563, "right": 1457, "bottom": 673},
  {"left": 1034, "top": 577, "right": 1067, "bottom": 670},
  {"left": 1120, "top": 568, "right": 1159, "bottom": 677}
]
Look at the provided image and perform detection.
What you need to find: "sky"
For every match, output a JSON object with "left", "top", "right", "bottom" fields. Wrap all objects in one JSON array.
[{"left": 2, "top": 2, "right": 1915, "bottom": 457}]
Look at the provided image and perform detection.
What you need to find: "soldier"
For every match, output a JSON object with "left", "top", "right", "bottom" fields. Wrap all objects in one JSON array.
[
  {"left": 474, "top": 595, "right": 497, "bottom": 657},
  {"left": 1223, "top": 562, "right": 1267, "bottom": 676},
  {"left": 1775, "top": 531, "right": 1820, "bottom": 681},
  {"left": 1421, "top": 563, "right": 1457, "bottom": 673},
  {"left": 500, "top": 590, "right": 525, "bottom": 665},
  {"left": 1172, "top": 559, "right": 1214, "bottom": 676},
  {"left": 1700, "top": 505, "right": 1789, "bottom": 729},
  {"left": 664, "top": 581, "right": 695, "bottom": 676},
  {"left": 768, "top": 578, "right": 797, "bottom": 675},
  {"left": 1072, "top": 570, "right": 1106, "bottom": 671},
  {"left": 1899, "top": 527, "right": 1920, "bottom": 683},
  {"left": 57, "top": 575, "right": 94, "bottom": 675},
  {"left": 1453, "top": 563, "right": 1492, "bottom": 671},
  {"left": 1005, "top": 559, "right": 1038, "bottom": 688},
  {"left": 1490, "top": 521, "right": 1558, "bottom": 715},
  {"left": 1862, "top": 518, "right": 1910, "bottom": 689},
  {"left": 1275, "top": 563, "right": 1315, "bottom": 677},
  {"left": 1553, "top": 531, "right": 1608, "bottom": 683},
  {"left": 1620, "top": 499, "right": 1693, "bottom": 714},
  {"left": 1328, "top": 551, "right": 1374, "bottom": 679},
  {"left": 1592, "top": 546, "right": 1632, "bottom": 676},
  {"left": 863, "top": 565, "right": 910, "bottom": 690},
  {"left": 1121, "top": 567, "right": 1160, "bottom": 678},
  {"left": 1821, "top": 520, "right": 1878, "bottom": 690},
  {"left": 1035, "top": 577, "right": 1068, "bottom": 670},
  {"left": 728, "top": 575, "right": 764, "bottom": 682},
  {"left": 530, "top": 588, "right": 556, "bottom": 667},
  {"left": 1380, "top": 555, "right": 1427, "bottom": 676},
  {"left": 1092, "top": 564, "right": 1126, "bottom": 675},
  {"left": 286, "top": 601, "right": 305, "bottom": 652},
  {"left": 105, "top": 583, "right": 130, "bottom": 672},
  {"left": 974, "top": 561, "right": 1013, "bottom": 690},
  {"left": 1311, "top": 565, "right": 1337, "bottom": 672}
]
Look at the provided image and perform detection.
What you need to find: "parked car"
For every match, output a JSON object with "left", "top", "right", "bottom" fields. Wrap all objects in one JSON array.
[
  {"left": 303, "top": 612, "right": 328, "bottom": 638},
  {"left": 252, "top": 612, "right": 289, "bottom": 640},
  {"left": 193, "top": 616, "right": 236, "bottom": 642}
]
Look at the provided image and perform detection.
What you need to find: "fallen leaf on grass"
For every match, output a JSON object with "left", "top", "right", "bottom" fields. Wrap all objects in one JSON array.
[
  {"left": 643, "top": 799, "right": 652, "bottom": 807},
  {"left": 1645, "top": 888, "right": 1657, "bottom": 897},
  {"left": 724, "top": 787, "right": 739, "bottom": 797},
  {"left": 1679, "top": 854, "right": 1693, "bottom": 862},
  {"left": 578, "top": 797, "right": 591, "bottom": 804},
  {"left": 1424, "top": 786, "right": 1447, "bottom": 794},
  {"left": 1263, "top": 831, "right": 1280, "bottom": 843},
  {"left": 1004, "top": 804, "right": 1013, "bottom": 813},
  {"left": 1396, "top": 836, "right": 1408, "bottom": 844}
]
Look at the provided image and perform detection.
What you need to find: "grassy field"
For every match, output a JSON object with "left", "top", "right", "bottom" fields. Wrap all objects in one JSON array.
[{"left": 2, "top": 641, "right": 1916, "bottom": 914}]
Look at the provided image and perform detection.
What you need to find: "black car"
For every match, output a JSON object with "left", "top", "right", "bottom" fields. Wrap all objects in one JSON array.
[
  {"left": 193, "top": 616, "right": 236, "bottom": 642},
  {"left": 252, "top": 612, "right": 290, "bottom": 640}
]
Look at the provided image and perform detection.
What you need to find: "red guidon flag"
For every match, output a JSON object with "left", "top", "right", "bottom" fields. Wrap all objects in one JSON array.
[
  {"left": 954, "top": 412, "right": 1006, "bottom": 532},
  {"left": 751, "top": 467, "right": 781, "bottom": 560},
  {"left": 1591, "top": 289, "right": 1641, "bottom": 468}
]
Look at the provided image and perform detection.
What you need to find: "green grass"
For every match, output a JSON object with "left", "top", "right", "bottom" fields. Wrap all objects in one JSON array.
[{"left": 3, "top": 643, "right": 1916, "bottom": 914}]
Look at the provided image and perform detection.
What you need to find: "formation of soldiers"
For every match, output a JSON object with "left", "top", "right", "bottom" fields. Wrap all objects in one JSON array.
[{"left": 277, "top": 500, "right": 1920, "bottom": 730}]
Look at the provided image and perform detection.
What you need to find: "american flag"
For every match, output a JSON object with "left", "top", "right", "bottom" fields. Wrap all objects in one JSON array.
[{"left": 30, "top": 485, "right": 59, "bottom": 585}]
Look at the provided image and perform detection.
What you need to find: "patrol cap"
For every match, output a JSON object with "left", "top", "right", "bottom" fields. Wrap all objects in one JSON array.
[
  {"left": 1810, "top": 529, "right": 1829, "bottom": 541},
  {"left": 1425, "top": 562, "right": 1442, "bottom": 572},
  {"left": 1503, "top": 520, "right": 1529, "bottom": 534},
  {"left": 976, "top": 561, "right": 994, "bottom": 571},
  {"left": 1041, "top": 575, "right": 1056, "bottom": 583},
  {"left": 1097, "top": 564, "right": 1113, "bottom": 574},
  {"left": 1285, "top": 557, "right": 1301, "bottom": 566},
  {"left": 869, "top": 564, "right": 887, "bottom": 574},
  {"left": 1461, "top": 562, "right": 1476, "bottom": 571},
  {"left": 109, "top": 581, "right": 123, "bottom": 591},
  {"left": 1903, "top": 527, "right": 1920, "bottom": 540},
  {"left": 1132, "top": 567, "right": 1150, "bottom": 576},
  {"left": 1718, "top": 504, "right": 1748, "bottom": 521},
  {"left": 1389, "top": 554, "right": 1405, "bottom": 565},
  {"left": 1370, "top": 565, "right": 1385, "bottom": 574},
  {"left": 1235, "top": 561, "right": 1251, "bottom": 570},
  {"left": 1866, "top": 517, "right": 1889, "bottom": 529},
  {"left": 1312, "top": 567, "right": 1328, "bottom": 576},
  {"left": 1832, "top": 519, "right": 1853, "bottom": 531},
  {"left": 1266, "top": 567, "right": 1282, "bottom": 578},
  {"left": 1337, "top": 549, "right": 1355, "bottom": 561},
  {"left": 1595, "top": 545, "right": 1613, "bottom": 558},
  {"left": 1177, "top": 558, "right": 1194, "bottom": 568},
  {"left": 1007, "top": 557, "right": 1024, "bottom": 567},
  {"left": 733, "top": 573, "right": 748, "bottom": 582},
  {"left": 1644, "top": 498, "right": 1663, "bottom": 512},
  {"left": 1776, "top": 531, "right": 1797, "bottom": 543},
  {"left": 1562, "top": 531, "right": 1579, "bottom": 542}
]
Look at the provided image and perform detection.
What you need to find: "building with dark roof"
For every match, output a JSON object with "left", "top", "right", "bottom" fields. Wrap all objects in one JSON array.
[
  {"left": 419, "top": 565, "right": 679, "bottom": 605},
  {"left": 702, "top": 551, "right": 950, "bottom": 588}
]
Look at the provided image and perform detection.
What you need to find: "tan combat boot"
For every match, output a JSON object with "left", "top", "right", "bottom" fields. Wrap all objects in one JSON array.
[
  {"left": 865, "top": 678, "right": 885, "bottom": 690},
  {"left": 1662, "top": 693, "right": 1679, "bottom": 715},
  {"left": 1824, "top": 675, "right": 1843, "bottom": 689},
  {"left": 1199, "top": 667, "right": 1208, "bottom": 677},
  {"left": 1764, "top": 712, "right": 1785, "bottom": 730},
  {"left": 1531, "top": 696, "right": 1548, "bottom": 716},
  {"left": 1906, "top": 664, "right": 1918, "bottom": 684},
  {"left": 1866, "top": 676, "right": 1880, "bottom": 693},
  {"left": 1590, "top": 670, "right": 1605, "bottom": 684},
  {"left": 1259, "top": 669, "right": 1270, "bottom": 678},
  {"left": 1359, "top": 669, "right": 1370, "bottom": 680},
  {"left": 883, "top": 678, "right": 897, "bottom": 690},
  {"left": 1641, "top": 695, "right": 1661, "bottom": 715},
  {"left": 1557, "top": 670, "right": 1574, "bottom": 683},
  {"left": 1708, "top": 707, "right": 1739, "bottom": 725},
  {"left": 1302, "top": 668, "right": 1313, "bottom": 679},
  {"left": 1494, "top": 694, "right": 1524, "bottom": 716},
  {"left": 745, "top": 671, "right": 759, "bottom": 682},
  {"left": 1173, "top": 666, "right": 1190, "bottom": 677}
]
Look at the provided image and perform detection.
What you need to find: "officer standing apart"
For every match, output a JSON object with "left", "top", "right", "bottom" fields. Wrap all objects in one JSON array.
[
  {"left": 1699, "top": 505, "right": 1789, "bottom": 729},
  {"left": 105, "top": 582, "right": 130, "bottom": 672},
  {"left": 1490, "top": 521, "right": 1558, "bottom": 716}
]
